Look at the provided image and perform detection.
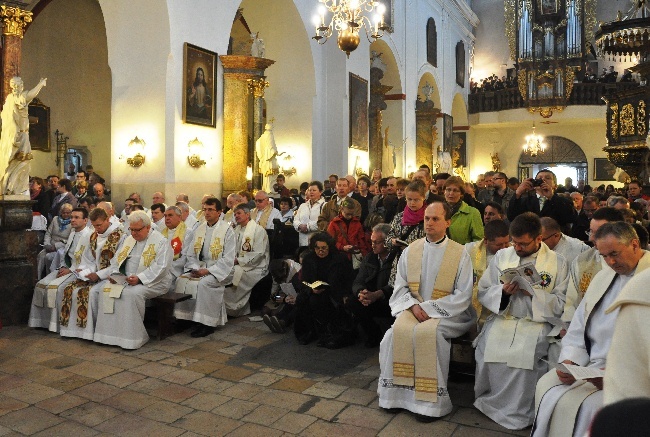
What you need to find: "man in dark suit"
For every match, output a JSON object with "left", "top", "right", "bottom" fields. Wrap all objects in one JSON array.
[
  {"left": 322, "top": 174, "right": 338, "bottom": 201},
  {"left": 507, "top": 169, "right": 577, "bottom": 234}
]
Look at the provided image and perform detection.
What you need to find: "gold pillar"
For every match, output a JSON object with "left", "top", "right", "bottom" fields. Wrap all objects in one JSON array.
[
  {"left": 220, "top": 55, "right": 274, "bottom": 196},
  {"left": 415, "top": 99, "right": 440, "bottom": 171},
  {"left": 0, "top": 6, "right": 32, "bottom": 103}
]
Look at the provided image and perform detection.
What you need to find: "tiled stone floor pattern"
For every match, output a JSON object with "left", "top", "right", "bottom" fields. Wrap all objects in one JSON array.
[{"left": 0, "top": 319, "right": 531, "bottom": 436}]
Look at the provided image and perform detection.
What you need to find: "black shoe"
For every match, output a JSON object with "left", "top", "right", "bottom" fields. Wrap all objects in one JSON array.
[
  {"left": 382, "top": 408, "right": 401, "bottom": 414},
  {"left": 262, "top": 314, "right": 275, "bottom": 333},
  {"left": 270, "top": 316, "right": 285, "bottom": 333},
  {"left": 190, "top": 325, "right": 205, "bottom": 337},
  {"left": 414, "top": 413, "right": 439, "bottom": 423},
  {"left": 325, "top": 336, "right": 354, "bottom": 349},
  {"left": 191, "top": 325, "right": 215, "bottom": 338}
]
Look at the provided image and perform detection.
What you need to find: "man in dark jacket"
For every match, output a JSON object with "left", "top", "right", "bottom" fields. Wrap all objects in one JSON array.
[
  {"left": 507, "top": 169, "right": 577, "bottom": 234},
  {"left": 346, "top": 223, "right": 396, "bottom": 347}
]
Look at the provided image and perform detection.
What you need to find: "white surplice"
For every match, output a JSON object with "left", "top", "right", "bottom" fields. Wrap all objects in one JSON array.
[
  {"left": 59, "top": 222, "right": 124, "bottom": 340},
  {"left": 474, "top": 244, "right": 568, "bottom": 430},
  {"left": 378, "top": 237, "right": 474, "bottom": 417},
  {"left": 28, "top": 226, "right": 92, "bottom": 332},
  {"left": 174, "top": 221, "right": 236, "bottom": 327},
  {"left": 92, "top": 229, "right": 172, "bottom": 349}
]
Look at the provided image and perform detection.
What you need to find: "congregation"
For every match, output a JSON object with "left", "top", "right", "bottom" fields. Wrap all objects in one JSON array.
[{"left": 25, "top": 163, "right": 650, "bottom": 433}]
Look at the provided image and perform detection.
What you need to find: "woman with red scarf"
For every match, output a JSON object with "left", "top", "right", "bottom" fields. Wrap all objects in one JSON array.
[{"left": 384, "top": 180, "right": 428, "bottom": 284}]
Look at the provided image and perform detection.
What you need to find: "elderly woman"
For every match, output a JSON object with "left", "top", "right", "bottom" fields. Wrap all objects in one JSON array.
[
  {"left": 444, "top": 176, "right": 484, "bottom": 244},
  {"left": 293, "top": 232, "right": 355, "bottom": 349},
  {"left": 37, "top": 203, "right": 73, "bottom": 279}
]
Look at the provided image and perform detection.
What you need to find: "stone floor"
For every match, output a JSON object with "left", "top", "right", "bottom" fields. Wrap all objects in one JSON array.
[{"left": 0, "top": 318, "right": 531, "bottom": 436}]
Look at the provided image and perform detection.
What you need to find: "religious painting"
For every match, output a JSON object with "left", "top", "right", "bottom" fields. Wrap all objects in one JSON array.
[
  {"left": 456, "top": 41, "right": 465, "bottom": 88},
  {"left": 452, "top": 132, "right": 466, "bottom": 168},
  {"left": 28, "top": 98, "right": 50, "bottom": 152},
  {"left": 377, "top": 0, "right": 393, "bottom": 32},
  {"left": 540, "top": 0, "right": 559, "bottom": 15},
  {"left": 593, "top": 158, "right": 620, "bottom": 181},
  {"left": 442, "top": 114, "right": 453, "bottom": 152},
  {"left": 183, "top": 43, "right": 217, "bottom": 127},
  {"left": 426, "top": 18, "right": 437, "bottom": 67},
  {"left": 349, "top": 73, "right": 369, "bottom": 151}
]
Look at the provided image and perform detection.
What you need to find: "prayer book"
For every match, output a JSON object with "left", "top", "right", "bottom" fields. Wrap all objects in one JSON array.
[
  {"left": 109, "top": 274, "right": 128, "bottom": 286},
  {"left": 500, "top": 262, "right": 542, "bottom": 287},
  {"left": 302, "top": 281, "right": 329, "bottom": 289},
  {"left": 557, "top": 363, "right": 605, "bottom": 380}
]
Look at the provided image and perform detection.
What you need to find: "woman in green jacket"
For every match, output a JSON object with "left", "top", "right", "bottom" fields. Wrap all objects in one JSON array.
[{"left": 443, "top": 176, "right": 484, "bottom": 244}]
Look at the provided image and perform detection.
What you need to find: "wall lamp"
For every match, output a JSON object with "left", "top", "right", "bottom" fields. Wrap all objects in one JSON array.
[
  {"left": 187, "top": 137, "right": 206, "bottom": 168},
  {"left": 126, "top": 136, "right": 146, "bottom": 168}
]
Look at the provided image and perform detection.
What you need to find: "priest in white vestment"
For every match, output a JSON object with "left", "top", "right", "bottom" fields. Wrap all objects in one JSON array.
[
  {"left": 532, "top": 222, "right": 649, "bottom": 437},
  {"left": 251, "top": 191, "right": 282, "bottom": 230},
  {"left": 91, "top": 211, "right": 172, "bottom": 349},
  {"left": 59, "top": 207, "right": 124, "bottom": 340},
  {"left": 177, "top": 201, "right": 199, "bottom": 232},
  {"left": 562, "top": 207, "right": 624, "bottom": 323},
  {"left": 604, "top": 266, "right": 650, "bottom": 405},
  {"left": 465, "top": 219, "right": 511, "bottom": 330},
  {"left": 219, "top": 193, "right": 243, "bottom": 227},
  {"left": 174, "top": 198, "right": 236, "bottom": 337},
  {"left": 227, "top": 203, "right": 270, "bottom": 317},
  {"left": 540, "top": 217, "right": 589, "bottom": 263},
  {"left": 378, "top": 202, "right": 474, "bottom": 421},
  {"left": 474, "top": 212, "right": 569, "bottom": 430},
  {"left": 160, "top": 205, "right": 193, "bottom": 281},
  {"left": 29, "top": 208, "right": 92, "bottom": 332}
]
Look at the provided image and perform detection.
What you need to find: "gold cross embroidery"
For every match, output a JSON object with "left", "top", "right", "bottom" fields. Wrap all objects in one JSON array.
[
  {"left": 194, "top": 237, "right": 204, "bottom": 256},
  {"left": 74, "top": 245, "right": 85, "bottom": 265},
  {"left": 142, "top": 244, "right": 157, "bottom": 267},
  {"left": 117, "top": 245, "right": 132, "bottom": 265},
  {"left": 210, "top": 237, "right": 223, "bottom": 259}
]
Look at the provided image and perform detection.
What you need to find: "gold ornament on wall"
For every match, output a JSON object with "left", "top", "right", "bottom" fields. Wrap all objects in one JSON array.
[
  {"left": 491, "top": 152, "right": 501, "bottom": 172},
  {"left": 638, "top": 100, "right": 647, "bottom": 137},
  {"left": 610, "top": 103, "right": 619, "bottom": 140},
  {"left": 620, "top": 103, "right": 635, "bottom": 137},
  {"left": 0, "top": 6, "right": 32, "bottom": 38}
]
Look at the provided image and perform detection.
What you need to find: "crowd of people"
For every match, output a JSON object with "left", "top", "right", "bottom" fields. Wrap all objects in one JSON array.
[
  {"left": 25, "top": 163, "right": 650, "bottom": 433},
  {"left": 470, "top": 74, "right": 518, "bottom": 94}
]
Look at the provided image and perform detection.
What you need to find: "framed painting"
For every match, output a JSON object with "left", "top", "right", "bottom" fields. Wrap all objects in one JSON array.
[
  {"left": 183, "top": 43, "right": 217, "bottom": 127},
  {"left": 349, "top": 73, "right": 369, "bottom": 151},
  {"left": 540, "top": 0, "right": 559, "bottom": 15},
  {"left": 456, "top": 41, "right": 465, "bottom": 88},
  {"left": 28, "top": 98, "right": 50, "bottom": 152},
  {"left": 452, "top": 132, "right": 466, "bottom": 168},
  {"left": 442, "top": 114, "right": 453, "bottom": 152},
  {"left": 593, "top": 158, "right": 619, "bottom": 181}
]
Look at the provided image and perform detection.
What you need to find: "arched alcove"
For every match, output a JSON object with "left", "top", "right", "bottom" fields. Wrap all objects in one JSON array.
[
  {"left": 236, "top": 0, "right": 316, "bottom": 185},
  {"left": 23, "top": 0, "right": 111, "bottom": 181},
  {"left": 417, "top": 72, "right": 440, "bottom": 109},
  {"left": 451, "top": 93, "right": 468, "bottom": 126},
  {"left": 518, "top": 136, "right": 588, "bottom": 184}
]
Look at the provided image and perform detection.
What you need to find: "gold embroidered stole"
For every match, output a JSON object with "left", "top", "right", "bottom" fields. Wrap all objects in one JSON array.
[
  {"left": 162, "top": 221, "right": 187, "bottom": 260},
  {"left": 393, "top": 238, "right": 464, "bottom": 402},
  {"left": 251, "top": 205, "right": 273, "bottom": 228}
]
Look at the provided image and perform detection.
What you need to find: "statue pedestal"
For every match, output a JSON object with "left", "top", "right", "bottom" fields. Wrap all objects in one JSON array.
[{"left": 0, "top": 199, "right": 37, "bottom": 325}]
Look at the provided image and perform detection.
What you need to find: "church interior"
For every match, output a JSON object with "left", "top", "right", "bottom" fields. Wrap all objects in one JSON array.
[{"left": 0, "top": 0, "right": 649, "bottom": 436}]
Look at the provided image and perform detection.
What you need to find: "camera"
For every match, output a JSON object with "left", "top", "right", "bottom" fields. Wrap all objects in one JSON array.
[{"left": 532, "top": 179, "right": 544, "bottom": 187}]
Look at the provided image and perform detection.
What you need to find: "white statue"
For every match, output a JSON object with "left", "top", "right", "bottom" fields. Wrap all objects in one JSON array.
[
  {"left": 255, "top": 123, "right": 279, "bottom": 192},
  {"left": 250, "top": 32, "right": 265, "bottom": 58},
  {"left": 437, "top": 150, "right": 453, "bottom": 175},
  {"left": 0, "top": 76, "right": 47, "bottom": 196}
]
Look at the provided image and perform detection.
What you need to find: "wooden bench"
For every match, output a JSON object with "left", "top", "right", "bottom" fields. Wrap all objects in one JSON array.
[{"left": 151, "top": 292, "right": 192, "bottom": 340}]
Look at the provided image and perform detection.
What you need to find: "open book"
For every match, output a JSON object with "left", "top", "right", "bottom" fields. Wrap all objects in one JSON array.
[
  {"left": 500, "top": 262, "right": 542, "bottom": 288},
  {"left": 557, "top": 363, "right": 605, "bottom": 380},
  {"left": 302, "top": 281, "right": 329, "bottom": 289}
]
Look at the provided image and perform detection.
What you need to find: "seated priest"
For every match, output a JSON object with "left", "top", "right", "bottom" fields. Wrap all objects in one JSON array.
[
  {"left": 91, "top": 211, "right": 172, "bottom": 349},
  {"left": 160, "top": 205, "right": 194, "bottom": 282},
  {"left": 474, "top": 212, "right": 569, "bottom": 430},
  {"left": 219, "top": 193, "right": 242, "bottom": 227},
  {"left": 251, "top": 190, "right": 282, "bottom": 232},
  {"left": 29, "top": 207, "right": 92, "bottom": 332},
  {"left": 227, "top": 203, "right": 270, "bottom": 317},
  {"left": 59, "top": 207, "right": 124, "bottom": 340},
  {"left": 347, "top": 223, "right": 397, "bottom": 348},
  {"left": 177, "top": 201, "right": 199, "bottom": 232},
  {"left": 464, "top": 219, "right": 511, "bottom": 330},
  {"left": 378, "top": 201, "right": 474, "bottom": 422},
  {"left": 37, "top": 203, "right": 73, "bottom": 279},
  {"left": 540, "top": 217, "right": 589, "bottom": 263},
  {"left": 174, "top": 198, "right": 236, "bottom": 337},
  {"left": 532, "top": 222, "right": 649, "bottom": 437}
]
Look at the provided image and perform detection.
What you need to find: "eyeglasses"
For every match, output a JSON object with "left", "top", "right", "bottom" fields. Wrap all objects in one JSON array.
[
  {"left": 370, "top": 239, "right": 385, "bottom": 246},
  {"left": 542, "top": 233, "right": 559, "bottom": 242},
  {"left": 202, "top": 207, "right": 217, "bottom": 212},
  {"left": 512, "top": 239, "right": 535, "bottom": 248},
  {"left": 255, "top": 198, "right": 267, "bottom": 203},
  {"left": 129, "top": 226, "right": 146, "bottom": 233}
]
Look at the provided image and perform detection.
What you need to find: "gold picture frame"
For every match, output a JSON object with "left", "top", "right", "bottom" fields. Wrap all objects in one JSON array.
[{"left": 183, "top": 43, "right": 217, "bottom": 127}]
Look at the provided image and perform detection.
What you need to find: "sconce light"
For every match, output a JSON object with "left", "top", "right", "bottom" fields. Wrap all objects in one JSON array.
[
  {"left": 246, "top": 165, "right": 253, "bottom": 181},
  {"left": 187, "top": 137, "right": 206, "bottom": 168},
  {"left": 126, "top": 136, "right": 146, "bottom": 168},
  {"left": 279, "top": 154, "right": 297, "bottom": 177}
]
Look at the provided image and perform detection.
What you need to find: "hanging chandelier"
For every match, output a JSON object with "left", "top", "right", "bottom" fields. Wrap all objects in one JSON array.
[
  {"left": 312, "top": 0, "right": 388, "bottom": 57},
  {"left": 522, "top": 124, "right": 547, "bottom": 156}
]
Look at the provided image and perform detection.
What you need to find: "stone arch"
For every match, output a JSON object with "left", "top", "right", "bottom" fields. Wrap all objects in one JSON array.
[
  {"left": 417, "top": 72, "right": 441, "bottom": 109},
  {"left": 451, "top": 93, "right": 468, "bottom": 126},
  {"left": 518, "top": 136, "right": 588, "bottom": 183}
]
